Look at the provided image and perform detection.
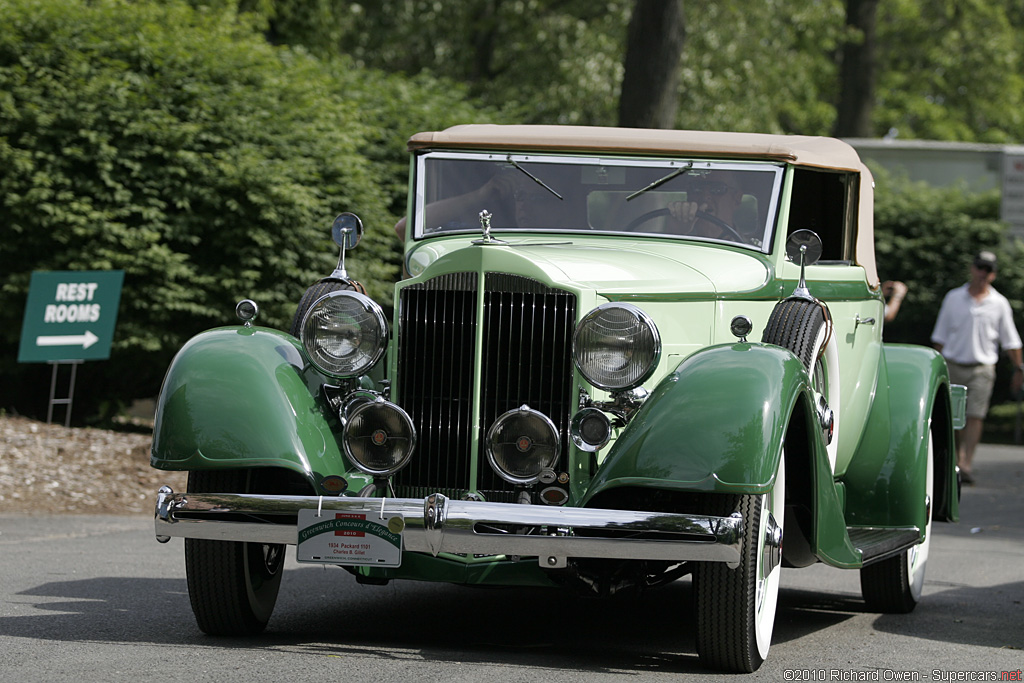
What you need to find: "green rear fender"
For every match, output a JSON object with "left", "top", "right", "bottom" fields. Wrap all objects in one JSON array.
[
  {"left": 845, "top": 344, "right": 958, "bottom": 527},
  {"left": 151, "top": 326, "right": 349, "bottom": 488},
  {"left": 583, "top": 343, "right": 811, "bottom": 500}
]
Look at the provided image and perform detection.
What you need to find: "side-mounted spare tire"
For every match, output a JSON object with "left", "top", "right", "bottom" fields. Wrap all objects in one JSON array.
[
  {"left": 289, "top": 278, "right": 367, "bottom": 338},
  {"left": 762, "top": 298, "right": 826, "bottom": 369},
  {"left": 762, "top": 297, "right": 841, "bottom": 473}
]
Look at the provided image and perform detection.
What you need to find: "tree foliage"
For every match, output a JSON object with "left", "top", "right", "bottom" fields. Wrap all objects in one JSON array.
[
  {"left": 0, "top": 0, "right": 491, "bottom": 421},
  {"left": 4, "top": 0, "right": 1024, "bottom": 422},
  {"left": 262, "top": 0, "right": 631, "bottom": 126},
  {"left": 875, "top": 0, "right": 1024, "bottom": 141}
]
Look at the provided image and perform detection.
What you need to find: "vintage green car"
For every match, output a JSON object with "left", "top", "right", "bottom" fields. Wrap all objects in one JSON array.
[{"left": 152, "top": 125, "right": 965, "bottom": 672}]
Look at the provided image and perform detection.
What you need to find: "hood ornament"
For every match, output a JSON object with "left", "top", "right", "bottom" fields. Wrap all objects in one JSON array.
[{"left": 472, "top": 209, "right": 507, "bottom": 245}]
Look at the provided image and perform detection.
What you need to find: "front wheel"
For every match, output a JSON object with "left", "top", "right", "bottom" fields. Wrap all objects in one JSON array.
[
  {"left": 860, "top": 428, "right": 934, "bottom": 613},
  {"left": 184, "top": 470, "right": 285, "bottom": 635},
  {"left": 694, "top": 452, "right": 785, "bottom": 672}
]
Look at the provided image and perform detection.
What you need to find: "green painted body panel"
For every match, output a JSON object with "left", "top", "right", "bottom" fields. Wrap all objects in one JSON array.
[
  {"left": 580, "top": 341, "right": 862, "bottom": 567},
  {"left": 844, "top": 344, "right": 959, "bottom": 529},
  {"left": 150, "top": 326, "right": 355, "bottom": 489},
  {"left": 406, "top": 235, "right": 772, "bottom": 295},
  {"left": 583, "top": 343, "right": 802, "bottom": 497}
]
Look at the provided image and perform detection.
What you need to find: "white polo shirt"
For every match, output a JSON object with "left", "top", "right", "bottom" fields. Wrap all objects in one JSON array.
[{"left": 931, "top": 284, "right": 1022, "bottom": 365}]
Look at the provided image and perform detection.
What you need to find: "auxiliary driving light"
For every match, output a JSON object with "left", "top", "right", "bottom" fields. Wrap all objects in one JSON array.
[
  {"left": 486, "top": 405, "right": 561, "bottom": 485},
  {"left": 342, "top": 398, "right": 416, "bottom": 476}
]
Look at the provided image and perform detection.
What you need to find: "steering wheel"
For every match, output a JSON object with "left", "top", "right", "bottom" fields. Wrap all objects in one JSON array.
[{"left": 624, "top": 208, "right": 745, "bottom": 243}]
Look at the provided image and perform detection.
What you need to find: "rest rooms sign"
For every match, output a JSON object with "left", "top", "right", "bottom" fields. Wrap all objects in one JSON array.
[{"left": 18, "top": 270, "right": 124, "bottom": 362}]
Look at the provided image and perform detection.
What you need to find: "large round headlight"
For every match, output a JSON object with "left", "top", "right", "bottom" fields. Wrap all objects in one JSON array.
[
  {"left": 301, "top": 290, "right": 388, "bottom": 378},
  {"left": 572, "top": 303, "right": 661, "bottom": 391},
  {"left": 343, "top": 398, "right": 415, "bottom": 476},
  {"left": 486, "top": 405, "right": 560, "bottom": 485}
]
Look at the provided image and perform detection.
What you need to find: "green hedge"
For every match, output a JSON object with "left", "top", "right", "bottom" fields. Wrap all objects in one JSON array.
[
  {"left": 873, "top": 166, "right": 1024, "bottom": 406},
  {"left": 0, "top": 0, "right": 495, "bottom": 423}
]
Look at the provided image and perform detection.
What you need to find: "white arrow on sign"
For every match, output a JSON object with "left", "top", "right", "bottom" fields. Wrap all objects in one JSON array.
[{"left": 36, "top": 330, "right": 99, "bottom": 349}]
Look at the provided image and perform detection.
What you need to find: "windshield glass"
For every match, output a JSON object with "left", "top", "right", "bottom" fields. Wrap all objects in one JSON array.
[{"left": 414, "top": 151, "right": 784, "bottom": 251}]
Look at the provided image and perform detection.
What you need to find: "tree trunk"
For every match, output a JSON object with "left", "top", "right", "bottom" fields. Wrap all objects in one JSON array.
[
  {"left": 833, "top": 0, "right": 879, "bottom": 138},
  {"left": 618, "top": 0, "right": 686, "bottom": 129}
]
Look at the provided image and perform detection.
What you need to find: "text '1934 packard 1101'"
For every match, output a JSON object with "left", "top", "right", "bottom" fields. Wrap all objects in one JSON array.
[{"left": 152, "top": 125, "right": 966, "bottom": 672}]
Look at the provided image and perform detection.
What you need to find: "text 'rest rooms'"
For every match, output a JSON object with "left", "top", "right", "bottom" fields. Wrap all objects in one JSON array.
[{"left": 43, "top": 282, "right": 102, "bottom": 323}]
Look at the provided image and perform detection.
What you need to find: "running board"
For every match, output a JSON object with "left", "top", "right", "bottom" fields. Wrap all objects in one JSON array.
[{"left": 847, "top": 526, "right": 922, "bottom": 566}]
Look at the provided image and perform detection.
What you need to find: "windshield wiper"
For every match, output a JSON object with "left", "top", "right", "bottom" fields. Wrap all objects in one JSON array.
[
  {"left": 626, "top": 162, "right": 693, "bottom": 201},
  {"left": 506, "top": 155, "right": 563, "bottom": 200}
]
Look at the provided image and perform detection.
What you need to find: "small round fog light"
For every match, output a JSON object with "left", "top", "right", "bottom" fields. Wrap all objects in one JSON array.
[
  {"left": 570, "top": 407, "right": 611, "bottom": 452},
  {"left": 343, "top": 398, "right": 416, "bottom": 476},
  {"left": 486, "top": 405, "right": 560, "bottom": 485}
]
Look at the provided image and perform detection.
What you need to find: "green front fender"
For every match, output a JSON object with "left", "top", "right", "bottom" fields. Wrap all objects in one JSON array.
[
  {"left": 845, "top": 344, "right": 958, "bottom": 527},
  {"left": 582, "top": 343, "right": 810, "bottom": 502},
  {"left": 151, "top": 326, "right": 349, "bottom": 488}
]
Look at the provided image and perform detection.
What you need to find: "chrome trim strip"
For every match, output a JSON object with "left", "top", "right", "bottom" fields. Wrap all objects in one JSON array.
[{"left": 154, "top": 488, "right": 742, "bottom": 567}]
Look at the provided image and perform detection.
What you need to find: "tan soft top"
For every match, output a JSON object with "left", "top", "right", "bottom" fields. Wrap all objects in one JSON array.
[
  {"left": 409, "top": 124, "right": 867, "bottom": 173},
  {"left": 408, "top": 125, "right": 877, "bottom": 285}
]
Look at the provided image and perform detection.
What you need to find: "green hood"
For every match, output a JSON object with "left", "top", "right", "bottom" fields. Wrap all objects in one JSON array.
[{"left": 406, "top": 236, "right": 771, "bottom": 296}]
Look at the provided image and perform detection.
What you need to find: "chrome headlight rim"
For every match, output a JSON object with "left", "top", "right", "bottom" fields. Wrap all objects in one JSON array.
[
  {"left": 300, "top": 289, "right": 388, "bottom": 379},
  {"left": 572, "top": 302, "right": 662, "bottom": 392},
  {"left": 342, "top": 398, "right": 416, "bottom": 477},
  {"left": 485, "top": 405, "right": 561, "bottom": 486}
]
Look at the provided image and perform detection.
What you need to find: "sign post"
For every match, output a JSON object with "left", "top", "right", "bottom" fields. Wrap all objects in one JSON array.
[{"left": 17, "top": 270, "right": 124, "bottom": 425}]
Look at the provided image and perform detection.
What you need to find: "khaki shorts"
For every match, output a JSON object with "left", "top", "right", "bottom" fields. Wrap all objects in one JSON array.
[{"left": 946, "top": 362, "right": 996, "bottom": 419}]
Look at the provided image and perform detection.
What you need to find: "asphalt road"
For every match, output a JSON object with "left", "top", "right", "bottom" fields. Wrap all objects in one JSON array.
[{"left": 1, "top": 444, "right": 1022, "bottom": 682}]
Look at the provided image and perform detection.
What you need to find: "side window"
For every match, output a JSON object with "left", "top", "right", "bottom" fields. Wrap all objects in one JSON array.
[{"left": 788, "top": 169, "right": 858, "bottom": 263}]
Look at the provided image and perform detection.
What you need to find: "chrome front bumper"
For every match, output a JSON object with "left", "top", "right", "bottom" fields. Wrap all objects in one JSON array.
[{"left": 154, "top": 486, "right": 743, "bottom": 568}]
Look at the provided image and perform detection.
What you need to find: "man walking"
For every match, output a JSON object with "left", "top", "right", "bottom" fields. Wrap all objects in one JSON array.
[{"left": 932, "top": 250, "right": 1024, "bottom": 483}]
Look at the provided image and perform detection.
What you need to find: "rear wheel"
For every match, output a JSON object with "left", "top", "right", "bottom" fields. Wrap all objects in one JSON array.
[
  {"left": 860, "top": 428, "right": 934, "bottom": 613},
  {"left": 694, "top": 452, "right": 785, "bottom": 672},
  {"left": 184, "top": 470, "right": 285, "bottom": 635}
]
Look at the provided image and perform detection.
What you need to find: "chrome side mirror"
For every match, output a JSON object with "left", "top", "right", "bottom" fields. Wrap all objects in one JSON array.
[
  {"left": 330, "top": 213, "right": 363, "bottom": 279},
  {"left": 785, "top": 229, "right": 823, "bottom": 301},
  {"left": 785, "top": 229, "right": 822, "bottom": 266}
]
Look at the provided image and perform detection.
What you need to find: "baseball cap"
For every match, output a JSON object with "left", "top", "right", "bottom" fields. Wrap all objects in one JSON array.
[{"left": 974, "top": 250, "right": 998, "bottom": 271}]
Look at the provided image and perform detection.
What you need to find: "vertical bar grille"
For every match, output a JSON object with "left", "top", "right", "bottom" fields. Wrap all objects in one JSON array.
[
  {"left": 394, "top": 273, "right": 477, "bottom": 496},
  {"left": 394, "top": 271, "right": 576, "bottom": 501},
  {"left": 478, "top": 274, "right": 576, "bottom": 495}
]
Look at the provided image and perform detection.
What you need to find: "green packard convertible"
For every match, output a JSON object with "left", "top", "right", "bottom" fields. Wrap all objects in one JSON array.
[{"left": 152, "top": 125, "right": 965, "bottom": 672}]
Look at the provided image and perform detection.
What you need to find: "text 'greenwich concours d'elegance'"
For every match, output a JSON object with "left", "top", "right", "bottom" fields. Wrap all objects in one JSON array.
[{"left": 150, "top": 124, "right": 965, "bottom": 673}]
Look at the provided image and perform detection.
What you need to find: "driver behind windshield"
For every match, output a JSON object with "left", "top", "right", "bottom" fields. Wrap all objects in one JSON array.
[{"left": 668, "top": 171, "right": 747, "bottom": 241}]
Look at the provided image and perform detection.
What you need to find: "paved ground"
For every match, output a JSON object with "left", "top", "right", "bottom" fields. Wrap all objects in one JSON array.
[{"left": 0, "top": 443, "right": 1021, "bottom": 681}]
